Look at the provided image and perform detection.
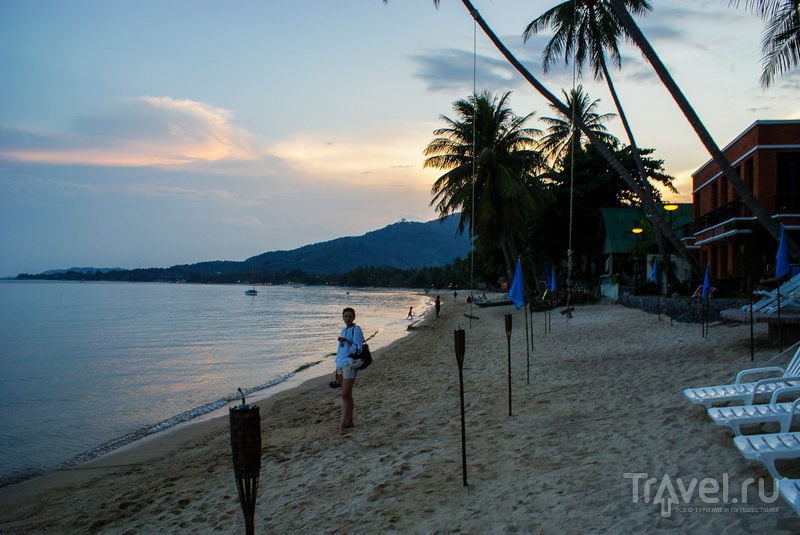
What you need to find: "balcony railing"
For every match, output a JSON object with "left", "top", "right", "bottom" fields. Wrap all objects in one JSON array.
[{"left": 695, "top": 199, "right": 749, "bottom": 233}]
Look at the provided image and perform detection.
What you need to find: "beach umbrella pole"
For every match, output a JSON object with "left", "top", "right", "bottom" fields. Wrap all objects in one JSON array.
[
  {"left": 505, "top": 313, "right": 513, "bottom": 416},
  {"left": 229, "top": 389, "right": 261, "bottom": 535},
  {"left": 454, "top": 328, "right": 468, "bottom": 486}
]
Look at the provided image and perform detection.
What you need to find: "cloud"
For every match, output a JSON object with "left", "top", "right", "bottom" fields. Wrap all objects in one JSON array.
[
  {"left": 267, "top": 126, "right": 436, "bottom": 189},
  {"left": 411, "top": 45, "right": 543, "bottom": 93},
  {"left": 0, "top": 97, "right": 260, "bottom": 167},
  {"left": 221, "top": 216, "right": 264, "bottom": 229}
]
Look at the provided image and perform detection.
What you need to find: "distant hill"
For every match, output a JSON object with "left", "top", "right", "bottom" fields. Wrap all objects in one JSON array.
[
  {"left": 38, "top": 267, "right": 126, "bottom": 276},
  {"left": 23, "top": 216, "right": 471, "bottom": 280},
  {"left": 180, "top": 216, "right": 470, "bottom": 275}
]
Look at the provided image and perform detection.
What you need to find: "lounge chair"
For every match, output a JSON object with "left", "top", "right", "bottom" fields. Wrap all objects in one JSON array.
[
  {"left": 683, "top": 344, "right": 800, "bottom": 408},
  {"left": 707, "top": 386, "right": 800, "bottom": 435},
  {"left": 733, "top": 431, "right": 800, "bottom": 478},
  {"left": 779, "top": 478, "right": 800, "bottom": 515}
]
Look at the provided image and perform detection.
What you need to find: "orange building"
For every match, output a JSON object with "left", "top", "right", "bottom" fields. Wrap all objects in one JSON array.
[{"left": 691, "top": 120, "right": 800, "bottom": 286}]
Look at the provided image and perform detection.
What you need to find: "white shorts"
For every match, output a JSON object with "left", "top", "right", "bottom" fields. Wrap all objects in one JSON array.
[{"left": 337, "top": 359, "right": 362, "bottom": 379}]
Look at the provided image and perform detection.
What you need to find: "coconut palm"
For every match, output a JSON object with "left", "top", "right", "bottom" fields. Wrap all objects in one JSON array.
[
  {"left": 445, "top": 0, "right": 702, "bottom": 275},
  {"left": 384, "top": 0, "right": 702, "bottom": 274},
  {"left": 522, "top": 0, "right": 678, "bottom": 285},
  {"left": 729, "top": 0, "right": 800, "bottom": 87},
  {"left": 522, "top": 0, "right": 652, "bottom": 186},
  {"left": 538, "top": 85, "right": 618, "bottom": 165},
  {"left": 425, "top": 91, "right": 546, "bottom": 273},
  {"left": 606, "top": 0, "right": 797, "bottom": 256}
]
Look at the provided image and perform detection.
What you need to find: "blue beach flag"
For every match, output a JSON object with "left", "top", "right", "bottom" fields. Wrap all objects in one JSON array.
[
  {"left": 650, "top": 260, "right": 658, "bottom": 283},
  {"left": 701, "top": 265, "right": 711, "bottom": 300},
  {"left": 508, "top": 258, "right": 525, "bottom": 309},
  {"left": 776, "top": 224, "right": 790, "bottom": 280},
  {"left": 550, "top": 269, "right": 557, "bottom": 292},
  {"left": 543, "top": 262, "right": 551, "bottom": 292}
]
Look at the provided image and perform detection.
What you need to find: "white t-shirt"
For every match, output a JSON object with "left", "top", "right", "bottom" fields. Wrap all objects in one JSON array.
[{"left": 335, "top": 325, "right": 364, "bottom": 368}]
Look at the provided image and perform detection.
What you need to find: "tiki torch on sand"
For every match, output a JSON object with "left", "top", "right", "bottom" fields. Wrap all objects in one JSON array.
[
  {"left": 229, "top": 388, "right": 261, "bottom": 535},
  {"left": 454, "top": 327, "right": 467, "bottom": 486},
  {"left": 505, "top": 313, "right": 513, "bottom": 416}
]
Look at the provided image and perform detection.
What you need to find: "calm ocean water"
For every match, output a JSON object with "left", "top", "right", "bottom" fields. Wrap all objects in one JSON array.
[{"left": 0, "top": 280, "right": 431, "bottom": 486}]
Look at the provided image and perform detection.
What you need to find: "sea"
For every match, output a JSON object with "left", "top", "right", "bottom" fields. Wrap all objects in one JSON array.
[{"left": 0, "top": 280, "right": 433, "bottom": 487}]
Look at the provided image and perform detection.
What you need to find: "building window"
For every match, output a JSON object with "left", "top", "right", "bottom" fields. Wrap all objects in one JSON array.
[
  {"left": 777, "top": 152, "right": 800, "bottom": 211},
  {"left": 743, "top": 158, "right": 754, "bottom": 194},
  {"left": 711, "top": 180, "right": 718, "bottom": 209},
  {"left": 720, "top": 176, "right": 728, "bottom": 205}
]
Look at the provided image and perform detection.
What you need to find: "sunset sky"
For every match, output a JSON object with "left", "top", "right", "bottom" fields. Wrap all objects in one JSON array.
[{"left": 1, "top": 0, "right": 798, "bottom": 276}]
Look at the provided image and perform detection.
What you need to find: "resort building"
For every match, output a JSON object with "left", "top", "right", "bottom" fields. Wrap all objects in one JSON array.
[{"left": 691, "top": 120, "right": 800, "bottom": 288}]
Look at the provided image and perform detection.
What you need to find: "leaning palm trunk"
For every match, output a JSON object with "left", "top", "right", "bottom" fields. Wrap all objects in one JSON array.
[
  {"left": 600, "top": 59, "right": 671, "bottom": 289},
  {"left": 607, "top": 0, "right": 799, "bottom": 258},
  {"left": 457, "top": 0, "right": 702, "bottom": 277}
]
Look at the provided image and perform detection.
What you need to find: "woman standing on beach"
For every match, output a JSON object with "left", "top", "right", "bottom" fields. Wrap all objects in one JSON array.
[{"left": 335, "top": 307, "right": 363, "bottom": 434}]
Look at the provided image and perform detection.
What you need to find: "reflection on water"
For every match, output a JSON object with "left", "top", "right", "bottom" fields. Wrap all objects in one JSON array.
[{"left": 0, "top": 281, "right": 432, "bottom": 485}]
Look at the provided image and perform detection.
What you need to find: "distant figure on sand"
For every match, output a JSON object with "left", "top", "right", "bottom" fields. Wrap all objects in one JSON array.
[
  {"left": 435, "top": 295, "right": 441, "bottom": 318},
  {"left": 407, "top": 306, "right": 413, "bottom": 319},
  {"left": 335, "top": 307, "right": 364, "bottom": 434}
]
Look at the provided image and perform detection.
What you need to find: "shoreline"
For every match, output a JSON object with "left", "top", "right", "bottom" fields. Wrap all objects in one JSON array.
[
  {"left": 0, "top": 287, "right": 431, "bottom": 490},
  {"left": 4, "top": 301, "right": 800, "bottom": 532},
  {"left": 0, "top": 308, "right": 435, "bottom": 493}
]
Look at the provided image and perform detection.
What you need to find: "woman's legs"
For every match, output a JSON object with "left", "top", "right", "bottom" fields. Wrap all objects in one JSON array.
[{"left": 339, "top": 377, "right": 355, "bottom": 433}]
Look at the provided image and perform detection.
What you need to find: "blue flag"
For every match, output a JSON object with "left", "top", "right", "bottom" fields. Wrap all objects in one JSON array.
[
  {"left": 543, "top": 262, "right": 551, "bottom": 292},
  {"left": 650, "top": 260, "right": 658, "bottom": 283},
  {"left": 776, "top": 224, "right": 790, "bottom": 280},
  {"left": 702, "top": 265, "right": 711, "bottom": 300},
  {"left": 508, "top": 258, "right": 525, "bottom": 309},
  {"left": 550, "top": 268, "right": 557, "bottom": 292}
]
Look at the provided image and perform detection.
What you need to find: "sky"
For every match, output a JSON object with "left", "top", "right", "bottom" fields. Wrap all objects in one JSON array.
[{"left": 1, "top": 1, "right": 798, "bottom": 277}]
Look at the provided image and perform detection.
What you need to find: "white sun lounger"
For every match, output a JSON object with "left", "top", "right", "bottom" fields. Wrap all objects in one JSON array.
[
  {"left": 684, "top": 344, "right": 800, "bottom": 408},
  {"left": 707, "top": 387, "right": 800, "bottom": 435},
  {"left": 734, "top": 431, "right": 800, "bottom": 478},
  {"left": 779, "top": 478, "right": 800, "bottom": 516}
]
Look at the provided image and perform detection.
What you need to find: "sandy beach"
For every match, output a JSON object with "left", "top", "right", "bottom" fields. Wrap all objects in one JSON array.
[{"left": 3, "top": 299, "right": 800, "bottom": 533}]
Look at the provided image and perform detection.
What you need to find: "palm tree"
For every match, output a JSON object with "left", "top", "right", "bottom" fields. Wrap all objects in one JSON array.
[
  {"left": 522, "top": 0, "right": 652, "bottom": 187},
  {"left": 729, "top": 0, "right": 800, "bottom": 87},
  {"left": 425, "top": 91, "right": 546, "bottom": 273},
  {"left": 438, "top": 0, "right": 703, "bottom": 276},
  {"left": 522, "top": 0, "right": 677, "bottom": 288},
  {"left": 539, "top": 85, "right": 618, "bottom": 164},
  {"left": 384, "top": 0, "right": 702, "bottom": 274},
  {"left": 606, "top": 0, "right": 798, "bottom": 257}
]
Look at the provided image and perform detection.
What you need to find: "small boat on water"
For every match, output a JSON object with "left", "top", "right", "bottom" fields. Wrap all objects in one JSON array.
[{"left": 245, "top": 289, "right": 258, "bottom": 296}]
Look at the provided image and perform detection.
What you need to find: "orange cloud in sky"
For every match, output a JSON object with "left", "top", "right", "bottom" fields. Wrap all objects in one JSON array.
[
  {"left": 0, "top": 97, "right": 259, "bottom": 167},
  {"left": 268, "top": 126, "right": 438, "bottom": 190}
]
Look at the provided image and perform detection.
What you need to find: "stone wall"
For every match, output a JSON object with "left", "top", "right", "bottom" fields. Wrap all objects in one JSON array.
[{"left": 618, "top": 292, "right": 747, "bottom": 323}]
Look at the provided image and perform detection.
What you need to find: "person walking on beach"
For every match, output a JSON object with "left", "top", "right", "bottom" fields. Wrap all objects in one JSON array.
[
  {"left": 335, "top": 307, "right": 363, "bottom": 434},
  {"left": 435, "top": 295, "right": 441, "bottom": 318},
  {"left": 407, "top": 306, "right": 414, "bottom": 319}
]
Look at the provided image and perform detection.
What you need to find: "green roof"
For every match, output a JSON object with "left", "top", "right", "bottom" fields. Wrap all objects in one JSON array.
[
  {"left": 600, "top": 207, "right": 646, "bottom": 254},
  {"left": 599, "top": 204, "right": 692, "bottom": 254}
]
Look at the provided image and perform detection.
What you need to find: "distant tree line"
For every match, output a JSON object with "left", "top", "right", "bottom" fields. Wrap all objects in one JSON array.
[{"left": 15, "top": 256, "right": 478, "bottom": 290}]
